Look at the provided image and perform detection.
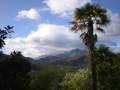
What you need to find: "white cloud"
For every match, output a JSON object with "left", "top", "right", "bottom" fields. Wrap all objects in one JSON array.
[
  {"left": 4, "top": 24, "right": 82, "bottom": 58},
  {"left": 43, "top": 0, "right": 91, "bottom": 16},
  {"left": 17, "top": 8, "right": 40, "bottom": 20},
  {"left": 97, "top": 12, "right": 120, "bottom": 39},
  {"left": 105, "top": 12, "right": 120, "bottom": 36}
]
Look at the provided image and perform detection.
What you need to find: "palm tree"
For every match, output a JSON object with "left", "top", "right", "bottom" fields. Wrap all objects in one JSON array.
[{"left": 71, "top": 3, "right": 110, "bottom": 90}]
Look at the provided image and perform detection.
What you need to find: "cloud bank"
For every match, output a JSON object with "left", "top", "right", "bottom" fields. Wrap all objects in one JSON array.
[{"left": 4, "top": 24, "right": 82, "bottom": 57}]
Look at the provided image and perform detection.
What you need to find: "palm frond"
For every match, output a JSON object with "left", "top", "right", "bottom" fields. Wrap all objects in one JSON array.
[
  {"left": 71, "top": 21, "right": 79, "bottom": 32},
  {"left": 0, "top": 39, "right": 5, "bottom": 49},
  {"left": 97, "top": 27, "right": 105, "bottom": 33},
  {"left": 93, "top": 4, "right": 110, "bottom": 26},
  {"left": 94, "top": 34, "right": 97, "bottom": 43}
]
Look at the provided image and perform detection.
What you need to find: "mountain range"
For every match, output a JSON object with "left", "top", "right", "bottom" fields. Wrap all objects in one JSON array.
[
  {"left": 0, "top": 48, "right": 88, "bottom": 70},
  {"left": 31, "top": 48, "right": 87, "bottom": 70}
]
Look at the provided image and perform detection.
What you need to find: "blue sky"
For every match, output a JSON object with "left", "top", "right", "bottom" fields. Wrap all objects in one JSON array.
[
  {"left": 0, "top": 0, "right": 69, "bottom": 37},
  {"left": 1, "top": 0, "right": 120, "bottom": 57}
]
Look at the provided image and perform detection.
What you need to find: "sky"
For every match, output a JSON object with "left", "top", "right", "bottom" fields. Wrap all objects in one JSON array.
[{"left": 1, "top": 0, "right": 120, "bottom": 58}]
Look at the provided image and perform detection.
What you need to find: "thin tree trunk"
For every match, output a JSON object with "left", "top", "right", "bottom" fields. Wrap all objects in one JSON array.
[
  {"left": 88, "top": 20, "right": 97, "bottom": 90},
  {"left": 89, "top": 49, "right": 97, "bottom": 90}
]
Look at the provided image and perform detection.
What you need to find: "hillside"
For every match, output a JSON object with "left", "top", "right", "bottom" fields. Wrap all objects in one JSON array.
[{"left": 31, "top": 49, "right": 87, "bottom": 70}]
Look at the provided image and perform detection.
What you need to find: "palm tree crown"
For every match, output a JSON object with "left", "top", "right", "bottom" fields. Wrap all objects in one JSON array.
[{"left": 71, "top": 3, "right": 110, "bottom": 47}]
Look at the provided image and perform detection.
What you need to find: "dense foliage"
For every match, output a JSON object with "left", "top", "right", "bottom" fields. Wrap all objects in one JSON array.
[
  {"left": 0, "top": 51, "right": 31, "bottom": 90},
  {"left": 95, "top": 45, "right": 120, "bottom": 90},
  {"left": 30, "top": 67, "right": 65, "bottom": 90},
  {"left": 60, "top": 69, "right": 90, "bottom": 90}
]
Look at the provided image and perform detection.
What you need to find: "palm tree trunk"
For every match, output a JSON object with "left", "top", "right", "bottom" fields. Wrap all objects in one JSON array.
[
  {"left": 89, "top": 48, "right": 97, "bottom": 90},
  {"left": 88, "top": 20, "right": 97, "bottom": 90}
]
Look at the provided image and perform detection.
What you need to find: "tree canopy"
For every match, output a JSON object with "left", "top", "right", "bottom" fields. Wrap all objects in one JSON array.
[{"left": 0, "top": 51, "right": 31, "bottom": 90}]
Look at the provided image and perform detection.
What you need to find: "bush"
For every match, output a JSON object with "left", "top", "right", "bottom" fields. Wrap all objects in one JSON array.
[{"left": 60, "top": 69, "right": 91, "bottom": 90}]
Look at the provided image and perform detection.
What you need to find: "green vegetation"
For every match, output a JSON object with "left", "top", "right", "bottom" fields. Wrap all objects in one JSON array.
[
  {"left": 96, "top": 45, "right": 120, "bottom": 90},
  {"left": 0, "top": 51, "right": 31, "bottom": 90},
  {"left": 60, "top": 69, "right": 90, "bottom": 90},
  {"left": 30, "top": 67, "right": 65, "bottom": 90}
]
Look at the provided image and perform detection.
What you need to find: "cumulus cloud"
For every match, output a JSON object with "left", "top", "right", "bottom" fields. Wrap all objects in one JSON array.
[
  {"left": 4, "top": 24, "right": 82, "bottom": 58},
  {"left": 43, "top": 0, "right": 91, "bottom": 16},
  {"left": 97, "top": 11, "right": 120, "bottom": 38},
  {"left": 105, "top": 12, "right": 120, "bottom": 36},
  {"left": 17, "top": 8, "right": 40, "bottom": 20}
]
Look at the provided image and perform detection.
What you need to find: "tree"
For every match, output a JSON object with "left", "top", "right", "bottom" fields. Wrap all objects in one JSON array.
[
  {"left": 0, "top": 25, "right": 13, "bottom": 49},
  {"left": 0, "top": 25, "right": 13, "bottom": 55},
  {"left": 95, "top": 45, "right": 115, "bottom": 66},
  {"left": 95, "top": 45, "right": 120, "bottom": 90},
  {"left": 0, "top": 51, "right": 31, "bottom": 90},
  {"left": 71, "top": 3, "right": 110, "bottom": 90}
]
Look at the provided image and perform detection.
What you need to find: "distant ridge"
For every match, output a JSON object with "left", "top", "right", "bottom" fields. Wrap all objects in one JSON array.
[{"left": 31, "top": 48, "right": 87, "bottom": 69}]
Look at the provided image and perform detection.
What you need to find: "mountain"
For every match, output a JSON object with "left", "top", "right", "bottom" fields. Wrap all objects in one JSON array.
[
  {"left": 0, "top": 49, "right": 87, "bottom": 70},
  {"left": 31, "top": 49, "right": 87, "bottom": 70},
  {"left": 37, "top": 48, "right": 85, "bottom": 61}
]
